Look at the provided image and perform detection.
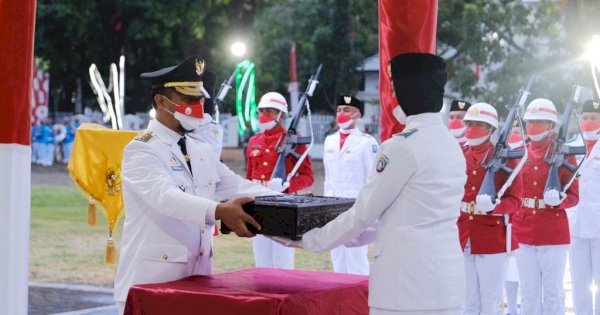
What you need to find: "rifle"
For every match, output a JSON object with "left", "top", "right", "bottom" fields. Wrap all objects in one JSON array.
[
  {"left": 271, "top": 64, "right": 323, "bottom": 184},
  {"left": 478, "top": 77, "right": 534, "bottom": 204},
  {"left": 212, "top": 69, "right": 236, "bottom": 123},
  {"left": 544, "top": 85, "right": 587, "bottom": 199}
]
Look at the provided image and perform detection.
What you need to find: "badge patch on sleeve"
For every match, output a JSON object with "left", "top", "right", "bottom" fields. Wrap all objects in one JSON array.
[{"left": 376, "top": 154, "right": 389, "bottom": 173}]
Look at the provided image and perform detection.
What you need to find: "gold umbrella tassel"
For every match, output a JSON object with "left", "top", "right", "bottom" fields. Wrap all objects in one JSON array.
[
  {"left": 88, "top": 196, "right": 97, "bottom": 226},
  {"left": 106, "top": 236, "right": 117, "bottom": 264}
]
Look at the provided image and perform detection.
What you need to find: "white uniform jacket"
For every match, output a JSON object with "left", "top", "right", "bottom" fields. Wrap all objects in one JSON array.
[
  {"left": 300, "top": 113, "right": 467, "bottom": 311},
  {"left": 569, "top": 143, "right": 600, "bottom": 238},
  {"left": 192, "top": 120, "right": 223, "bottom": 160},
  {"left": 323, "top": 129, "right": 378, "bottom": 198},
  {"left": 114, "top": 120, "right": 273, "bottom": 302}
]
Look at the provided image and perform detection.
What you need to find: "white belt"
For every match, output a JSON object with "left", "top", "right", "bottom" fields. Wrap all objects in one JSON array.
[
  {"left": 252, "top": 179, "right": 268, "bottom": 186},
  {"left": 460, "top": 201, "right": 502, "bottom": 216},
  {"left": 522, "top": 197, "right": 546, "bottom": 209}
]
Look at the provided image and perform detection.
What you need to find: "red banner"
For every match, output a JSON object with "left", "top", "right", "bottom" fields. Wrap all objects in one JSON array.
[
  {"left": 32, "top": 64, "right": 50, "bottom": 126},
  {"left": 378, "top": 0, "right": 438, "bottom": 141},
  {"left": 0, "top": 0, "right": 36, "bottom": 145}
]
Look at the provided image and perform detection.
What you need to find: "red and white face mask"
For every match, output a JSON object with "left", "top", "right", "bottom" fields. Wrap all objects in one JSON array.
[
  {"left": 580, "top": 120, "right": 600, "bottom": 141},
  {"left": 465, "top": 125, "right": 490, "bottom": 146},
  {"left": 448, "top": 119, "right": 466, "bottom": 138},
  {"left": 336, "top": 113, "right": 354, "bottom": 130},
  {"left": 508, "top": 133, "right": 524, "bottom": 149},
  {"left": 163, "top": 97, "right": 205, "bottom": 131},
  {"left": 258, "top": 112, "right": 279, "bottom": 131},
  {"left": 526, "top": 123, "right": 551, "bottom": 142}
]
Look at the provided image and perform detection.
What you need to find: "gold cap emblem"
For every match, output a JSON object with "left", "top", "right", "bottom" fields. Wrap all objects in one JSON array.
[
  {"left": 530, "top": 107, "right": 539, "bottom": 113},
  {"left": 195, "top": 59, "right": 205, "bottom": 75},
  {"left": 594, "top": 101, "right": 600, "bottom": 110},
  {"left": 469, "top": 107, "right": 479, "bottom": 116},
  {"left": 344, "top": 96, "right": 352, "bottom": 104},
  {"left": 458, "top": 101, "right": 466, "bottom": 110}
]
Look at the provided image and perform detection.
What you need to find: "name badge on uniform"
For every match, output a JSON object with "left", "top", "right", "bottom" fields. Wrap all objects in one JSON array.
[{"left": 170, "top": 156, "right": 183, "bottom": 171}]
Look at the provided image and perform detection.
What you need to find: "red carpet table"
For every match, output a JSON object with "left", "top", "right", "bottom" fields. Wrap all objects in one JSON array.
[{"left": 124, "top": 268, "right": 369, "bottom": 315}]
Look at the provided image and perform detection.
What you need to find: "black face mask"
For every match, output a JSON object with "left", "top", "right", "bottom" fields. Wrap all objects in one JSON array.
[{"left": 392, "top": 69, "right": 447, "bottom": 117}]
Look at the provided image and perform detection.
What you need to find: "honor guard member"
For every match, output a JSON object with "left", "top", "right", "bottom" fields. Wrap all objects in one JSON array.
[
  {"left": 457, "top": 103, "right": 523, "bottom": 315},
  {"left": 114, "top": 56, "right": 277, "bottom": 315},
  {"left": 246, "top": 91, "right": 314, "bottom": 269},
  {"left": 275, "top": 53, "right": 467, "bottom": 315},
  {"left": 324, "top": 95, "right": 378, "bottom": 275},
  {"left": 512, "top": 98, "right": 579, "bottom": 315},
  {"left": 569, "top": 99, "right": 600, "bottom": 315},
  {"left": 448, "top": 99, "right": 472, "bottom": 150}
]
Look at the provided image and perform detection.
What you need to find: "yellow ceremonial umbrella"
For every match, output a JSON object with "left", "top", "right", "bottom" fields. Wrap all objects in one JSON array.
[{"left": 68, "top": 123, "right": 139, "bottom": 264}]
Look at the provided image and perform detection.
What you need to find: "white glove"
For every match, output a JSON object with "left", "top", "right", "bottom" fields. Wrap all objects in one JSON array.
[
  {"left": 270, "top": 236, "right": 303, "bottom": 248},
  {"left": 543, "top": 189, "right": 565, "bottom": 207},
  {"left": 267, "top": 178, "right": 290, "bottom": 192},
  {"left": 476, "top": 194, "right": 498, "bottom": 213}
]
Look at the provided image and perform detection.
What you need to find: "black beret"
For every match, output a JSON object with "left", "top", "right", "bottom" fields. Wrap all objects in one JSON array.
[
  {"left": 582, "top": 99, "right": 600, "bottom": 114},
  {"left": 450, "top": 99, "right": 471, "bottom": 112},
  {"left": 141, "top": 56, "right": 215, "bottom": 98},
  {"left": 389, "top": 53, "right": 446, "bottom": 79},
  {"left": 337, "top": 95, "right": 364, "bottom": 115},
  {"left": 388, "top": 53, "right": 447, "bottom": 116}
]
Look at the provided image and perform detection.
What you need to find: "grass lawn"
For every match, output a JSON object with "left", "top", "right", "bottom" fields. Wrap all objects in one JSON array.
[{"left": 30, "top": 185, "right": 344, "bottom": 288}]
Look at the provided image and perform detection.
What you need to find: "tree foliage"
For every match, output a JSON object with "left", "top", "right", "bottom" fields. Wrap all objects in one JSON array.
[
  {"left": 438, "top": 0, "right": 599, "bottom": 115},
  {"left": 35, "top": 0, "right": 599, "bottom": 118},
  {"left": 243, "top": 0, "right": 378, "bottom": 113}
]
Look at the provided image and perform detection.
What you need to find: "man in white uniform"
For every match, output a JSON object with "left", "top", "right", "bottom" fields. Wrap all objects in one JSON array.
[
  {"left": 569, "top": 99, "right": 600, "bottom": 315},
  {"left": 114, "top": 56, "right": 276, "bottom": 314},
  {"left": 276, "top": 52, "right": 467, "bottom": 315},
  {"left": 324, "top": 95, "right": 378, "bottom": 275}
]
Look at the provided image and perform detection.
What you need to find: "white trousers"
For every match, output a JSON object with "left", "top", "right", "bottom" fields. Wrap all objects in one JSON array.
[
  {"left": 570, "top": 236, "right": 600, "bottom": 315},
  {"left": 62, "top": 141, "right": 73, "bottom": 163},
  {"left": 462, "top": 243, "right": 508, "bottom": 315},
  {"left": 330, "top": 245, "right": 369, "bottom": 275},
  {"left": 116, "top": 301, "right": 125, "bottom": 315},
  {"left": 370, "top": 307, "right": 461, "bottom": 315},
  {"left": 252, "top": 234, "right": 294, "bottom": 269},
  {"left": 515, "top": 243, "right": 567, "bottom": 315}
]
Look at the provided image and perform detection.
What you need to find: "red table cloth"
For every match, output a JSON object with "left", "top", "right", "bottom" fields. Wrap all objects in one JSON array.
[{"left": 124, "top": 268, "right": 369, "bottom": 315}]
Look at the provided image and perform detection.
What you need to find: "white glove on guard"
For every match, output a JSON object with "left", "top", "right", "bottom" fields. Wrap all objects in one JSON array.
[
  {"left": 476, "top": 194, "right": 498, "bottom": 213},
  {"left": 543, "top": 189, "right": 565, "bottom": 207},
  {"left": 267, "top": 178, "right": 290, "bottom": 192}
]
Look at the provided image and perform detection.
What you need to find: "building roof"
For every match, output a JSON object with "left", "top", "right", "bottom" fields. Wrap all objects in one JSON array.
[{"left": 356, "top": 54, "right": 379, "bottom": 72}]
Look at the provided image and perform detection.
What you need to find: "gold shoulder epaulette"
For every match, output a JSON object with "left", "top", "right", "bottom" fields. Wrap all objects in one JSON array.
[{"left": 135, "top": 131, "right": 154, "bottom": 142}]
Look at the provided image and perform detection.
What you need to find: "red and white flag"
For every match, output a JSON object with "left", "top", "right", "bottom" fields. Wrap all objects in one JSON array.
[
  {"left": 378, "top": 0, "right": 438, "bottom": 141},
  {"left": 0, "top": 0, "right": 36, "bottom": 314}
]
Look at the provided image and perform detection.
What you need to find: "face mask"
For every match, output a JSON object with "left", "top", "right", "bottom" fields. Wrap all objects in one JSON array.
[
  {"left": 526, "top": 123, "right": 550, "bottom": 142},
  {"left": 392, "top": 105, "right": 407, "bottom": 124},
  {"left": 448, "top": 119, "right": 466, "bottom": 137},
  {"left": 508, "top": 133, "right": 524, "bottom": 149},
  {"left": 197, "top": 114, "right": 213, "bottom": 127},
  {"left": 258, "top": 112, "right": 279, "bottom": 132},
  {"left": 162, "top": 97, "right": 205, "bottom": 131},
  {"left": 580, "top": 120, "right": 600, "bottom": 141},
  {"left": 465, "top": 125, "right": 490, "bottom": 146},
  {"left": 336, "top": 113, "right": 354, "bottom": 129}
]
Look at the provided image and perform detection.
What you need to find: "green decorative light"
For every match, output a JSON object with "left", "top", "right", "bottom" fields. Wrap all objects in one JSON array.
[{"left": 235, "top": 60, "right": 257, "bottom": 136}]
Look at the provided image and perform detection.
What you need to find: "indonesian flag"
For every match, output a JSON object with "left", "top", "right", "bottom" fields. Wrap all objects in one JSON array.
[
  {"left": 0, "top": 0, "right": 36, "bottom": 314},
  {"left": 378, "top": 0, "right": 438, "bottom": 141}
]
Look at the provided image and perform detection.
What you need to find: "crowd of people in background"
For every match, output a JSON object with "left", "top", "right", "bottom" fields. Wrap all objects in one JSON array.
[{"left": 31, "top": 117, "right": 79, "bottom": 166}]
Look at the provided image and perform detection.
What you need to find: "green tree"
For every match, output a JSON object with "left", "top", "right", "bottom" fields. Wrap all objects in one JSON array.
[
  {"left": 438, "top": 0, "right": 598, "bottom": 115},
  {"left": 253, "top": 0, "right": 378, "bottom": 113},
  {"left": 35, "top": 0, "right": 260, "bottom": 115}
]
